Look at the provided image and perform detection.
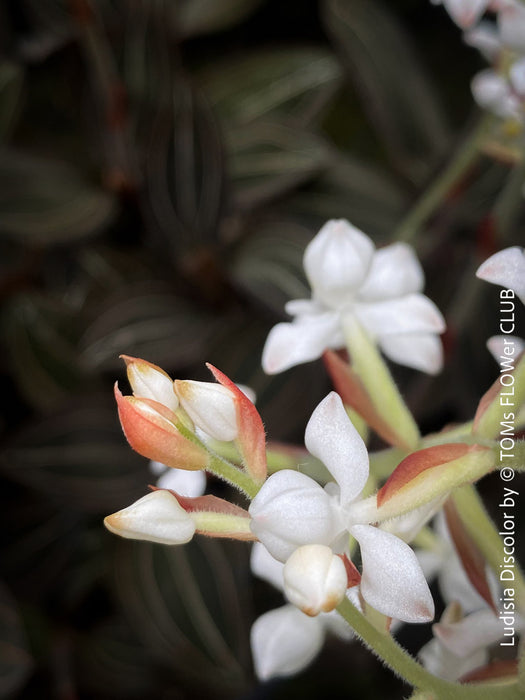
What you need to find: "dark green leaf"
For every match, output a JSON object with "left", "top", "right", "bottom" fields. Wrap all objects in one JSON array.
[
  {"left": 227, "top": 122, "right": 330, "bottom": 208},
  {"left": 0, "top": 149, "right": 117, "bottom": 246},
  {"left": 177, "top": 0, "right": 264, "bottom": 38},
  {"left": 110, "top": 538, "right": 250, "bottom": 695},
  {"left": 200, "top": 46, "right": 342, "bottom": 127},
  {"left": 79, "top": 283, "right": 220, "bottom": 372},
  {"left": 0, "top": 398, "right": 148, "bottom": 513},
  {"left": 323, "top": 0, "right": 450, "bottom": 181},
  {"left": 0, "top": 581, "right": 33, "bottom": 698},
  {"left": 0, "top": 62, "right": 23, "bottom": 142}
]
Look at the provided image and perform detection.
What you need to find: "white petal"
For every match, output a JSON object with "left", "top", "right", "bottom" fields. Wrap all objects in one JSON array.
[
  {"left": 487, "top": 335, "right": 525, "bottom": 363},
  {"left": 354, "top": 294, "right": 445, "bottom": 341},
  {"left": 509, "top": 57, "right": 525, "bottom": 97},
  {"left": 155, "top": 467, "right": 206, "bottom": 497},
  {"left": 250, "top": 605, "right": 325, "bottom": 680},
  {"left": 320, "top": 608, "right": 355, "bottom": 640},
  {"left": 175, "top": 380, "right": 237, "bottom": 441},
  {"left": 381, "top": 496, "right": 446, "bottom": 543},
  {"left": 104, "top": 490, "right": 195, "bottom": 545},
  {"left": 284, "top": 298, "right": 324, "bottom": 316},
  {"left": 303, "top": 219, "right": 375, "bottom": 308},
  {"left": 434, "top": 609, "right": 505, "bottom": 657},
  {"left": 304, "top": 392, "right": 369, "bottom": 507},
  {"left": 283, "top": 545, "right": 348, "bottom": 616},
  {"left": 471, "top": 70, "right": 521, "bottom": 119},
  {"left": 261, "top": 314, "right": 341, "bottom": 374},
  {"left": 418, "top": 637, "right": 488, "bottom": 682},
  {"left": 250, "top": 542, "right": 284, "bottom": 591},
  {"left": 249, "top": 470, "right": 340, "bottom": 562},
  {"left": 476, "top": 246, "right": 525, "bottom": 304},
  {"left": 358, "top": 243, "right": 424, "bottom": 301},
  {"left": 127, "top": 362, "right": 178, "bottom": 412},
  {"left": 443, "top": 0, "right": 489, "bottom": 27},
  {"left": 463, "top": 22, "right": 502, "bottom": 61},
  {"left": 498, "top": 1, "right": 525, "bottom": 51},
  {"left": 378, "top": 332, "right": 444, "bottom": 374},
  {"left": 351, "top": 525, "right": 435, "bottom": 623}
]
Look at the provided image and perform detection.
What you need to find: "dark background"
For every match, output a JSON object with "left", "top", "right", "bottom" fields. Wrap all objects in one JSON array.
[{"left": 0, "top": 0, "right": 523, "bottom": 697}]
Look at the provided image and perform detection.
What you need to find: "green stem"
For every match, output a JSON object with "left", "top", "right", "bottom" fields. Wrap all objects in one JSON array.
[
  {"left": 174, "top": 422, "right": 259, "bottom": 499},
  {"left": 343, "top": 315, "right": 420, "bottom": 450},
  {"left": 393, "top": 114, "right": 493, "bottom": 244},
  {"left": 337, "top": 597, "right": 522, "bottom": 698}
]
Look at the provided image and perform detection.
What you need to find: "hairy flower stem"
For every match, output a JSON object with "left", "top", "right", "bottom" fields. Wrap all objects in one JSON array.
[
  {"left": 174, "top": 421, "right": 259, "bottom": 499},
  {"left": 393, "top": 114, "right": 493, "bottom": 244},
  {"left": 337, "top": 597, "right": 523, "bottom": 698}
]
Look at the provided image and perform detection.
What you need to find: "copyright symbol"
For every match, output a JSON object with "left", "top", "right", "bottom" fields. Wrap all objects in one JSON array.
[{"left": 500, "top": 467, "right": 515, "bottom": 482}]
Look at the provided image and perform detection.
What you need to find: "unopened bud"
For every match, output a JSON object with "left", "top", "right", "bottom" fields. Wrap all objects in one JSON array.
[
  {"left": 175, "top": 379, "right": 237, "bottom": 441},
  {"left": 283, "top": 544, "right": 347, "bottom": 616},
  {"left": 122, "top": 356, "right": 178, "bottom": 412}
]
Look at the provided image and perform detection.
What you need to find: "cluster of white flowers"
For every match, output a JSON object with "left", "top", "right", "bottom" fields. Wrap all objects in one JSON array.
[
  {"left": 103, "top": 217, "right": 524, "bottom": 691},
  {"left": 434, "top": 0, "right": 525, "bottom": 126}
]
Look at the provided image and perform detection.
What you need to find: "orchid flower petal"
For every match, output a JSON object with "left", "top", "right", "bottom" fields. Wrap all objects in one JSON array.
[
  {"left": 175, "top": 380, "right": 238, "bottom": 441},
  {"left": 419, "top": 637, "right": 488, "bottom": 682},
  {"left": 250, "top": 542, "right": 284, "bottom": 591},
  {"left": 250, "top": 605, "right": 325, "bottom": 680},
  {"left": 150, "top": 464, "right": 207, "bottom": 496},
  {"left": 358, "top": 243, "right": 424, "bottom": 301},
  {"left": 249, "top": 470, "right": 340, "bottom": 562},
  {"left": 262, "top": 314, "right": 341, "bottom": 374},
  {"left": 304, "top": 392, "right": 369, "bottom": 507},
  {"left": 476, "top": 246, "right": 525, "bottom": 304},
  {"left": 351, "top": 524, "right": 435, "bottom": 623},
  {"left": 354, "top": 294, "right": 445, "bottom": 339},
  {"left": 283, "top": 545, "right": 348, "bottom": 616},
  {"left": 434, "top": 609, "right": 506, "bottom": 658},
  {"left": 378, "top": 332, "right": 444, "bottom": 374},
  {"left": 122, "top": 356, "right": 178, "bottom": 412},
  {"left": 487, "top": 335, "right": 525, "bottom": 363},
  {"left": 303, "top": 219, "right": 375, "bottom": 308},
  {"left": 498, "top": 1, "right": 525, "bottom": 52},
  {"left": 104, "top": 490, "right": 195, "bottom": 544},
  {"left": 471, "top": 70, "right": 521, "bottom": 120},
  {"left": 442, "top": 0, "right": 489, "bottom": 28}
]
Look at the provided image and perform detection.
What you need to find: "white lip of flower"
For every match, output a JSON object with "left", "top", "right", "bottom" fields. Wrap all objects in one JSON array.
[
  {"left": 249, "top": 542, "right": 355, "bottom": 681},
  {"left": 249, "top": 392, "right": 435, "bottom": 623},
  {"left": 149, "top": 460, "right": 207, "bottom": 496},
  {"left": 431, "top": 0, "right": 490, "bottom": 29},
  {"left": 471, "top": 65, "right": 525, "bottom": 122},
  {"left": 262, "top": 219, "right": 445, "bottom": 376}
]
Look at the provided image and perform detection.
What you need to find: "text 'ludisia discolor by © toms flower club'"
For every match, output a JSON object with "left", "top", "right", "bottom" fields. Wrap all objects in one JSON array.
[{"left": 104, "top": 219, "right": 525, "bottom": 697}]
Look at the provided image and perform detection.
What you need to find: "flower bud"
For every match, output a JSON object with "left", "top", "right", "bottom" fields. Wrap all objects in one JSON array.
[
  {"left": 283, "top": 544, "right": 347, "bottom": 616},
  {"left": 174, "top": 380, "right": 237, "bottom": 441},
  {"left": 104, "top": 490, "right": 195, "bottom": 544},
  {"left": 122, "top": 356, "right": 178, "bottom": 412},
  {"left": 303, "top": 219, "right": 375, "bottom": 308}
]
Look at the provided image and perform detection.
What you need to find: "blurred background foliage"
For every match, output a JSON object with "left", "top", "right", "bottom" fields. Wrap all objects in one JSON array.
[{"left": 0, "top": 0, "right": 523, "bottom": 697}]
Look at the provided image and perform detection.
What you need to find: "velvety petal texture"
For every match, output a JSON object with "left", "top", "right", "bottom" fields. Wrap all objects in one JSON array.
[
  {"left": 262, "top": 314, "right": 340, "bottom": 374},
  {"left": 283, "top": 544, "right": 348, "bottom": 616},
  {"left": 378, "top": 333, "right": 444, "bottom": 374},
  {"left": 354, "top": 295, "right": 445, "bottom": 339},
  {"left": 250, "top": 605, "right": 325, "bottom": 680},
  {"left": 104, "top": 490, "right": 195, "bottom": 544},
  {"left": 303, "top": 219, "right": 375, "bottom": 308},
  {"left": 358, "top": 243, "right": 424, "bottom": 301},
  {"left": 304, "top": 392, "right": 369, "bottom": 507},
  {"left": 249, "top": 470, "right": 341, "bottom": 562},
  {"left": 476, "top": 246, "right": 525, "bottom": 304},
  {"left": 175, "top": 379, "right": 238, "bottom": 441},
  {"left": 351, "top": 524, "right": 435, "bottom": 622}
]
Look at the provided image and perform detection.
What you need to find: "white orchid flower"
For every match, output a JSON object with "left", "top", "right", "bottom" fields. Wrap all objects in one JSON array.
[
  {"left": 476, "top": 246, "right": 525, "bottom": 359},
  {"left": 249, "top": 542, "right": 354, "bottom": 681},
  {"left": 249, "top": 392, "right": 435, "bottom": 623},
  {"left": 262, "top": 219, "right": 445, "bottom": 376},
  {"left": 431, "top": 0, "right": 490, "bottom": 29},
  {"left": 149, "top": 460, "right": 207, "bottom": 495}
]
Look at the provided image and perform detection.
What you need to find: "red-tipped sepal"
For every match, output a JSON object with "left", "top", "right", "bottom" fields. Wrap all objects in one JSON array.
[
  {"left": 206, "top": 363, "right": 267, "bottom": 484},
  {"left": 376, "top": 443, "right": 495, "bottom": 521},
  {"left": 115, "top": 383, "right": 208, "bottom": 470},
  {"left": 160, "top": 490, "right": 256, "bottom": 540},
  {"left": 323, "top": 350, "right": 415, "bottom": 450}
]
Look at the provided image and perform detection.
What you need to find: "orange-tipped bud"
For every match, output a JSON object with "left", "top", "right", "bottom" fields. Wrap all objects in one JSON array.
[
  {"left": 115, "top": 383, "right": 208, "bottom": 470},
  {"left": 121, "top": 355, "right": 179, "bottom": 412}
]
